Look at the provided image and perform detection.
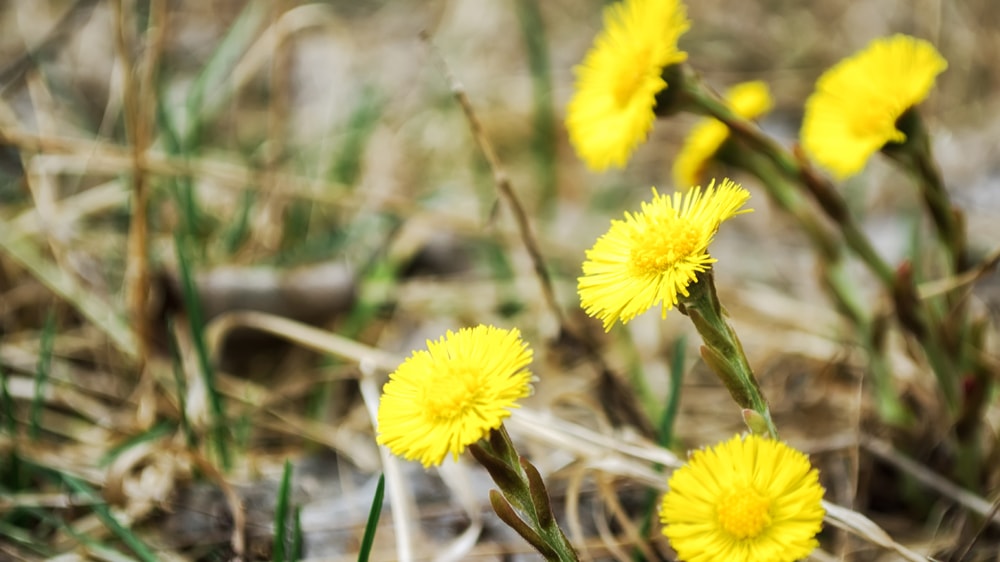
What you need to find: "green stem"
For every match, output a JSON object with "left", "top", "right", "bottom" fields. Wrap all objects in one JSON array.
[
  {"left": 892, "top": 263, "right": 960, "bottom": 411},
  {"left": 724, "top": 145, "right": 840, "bottom": 261},
  {"left": 471, "top": 426, "right": 579, "bottom": 561},
  {"left": 883, "top": 110, "right": 967, "bottom": 273},
  {"left": 681, "top": 67, "right": 897, "bottom": 287},
  {"left": 683, "top": 72, "right": 936, "bottom": 423},
  {"left": 679, "top": 271, "right": 778, "bottom": 438}
]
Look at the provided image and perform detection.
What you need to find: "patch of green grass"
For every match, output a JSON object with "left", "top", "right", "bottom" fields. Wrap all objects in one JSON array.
[
  {"left": 272, "top": 459, "right": 299, "bottom": 562},
  {"left": 99, "top": 422, "right": 174, "bottom": 467},
  {"left": 175, "top": 231, "right": 230, "bottom": 470}
]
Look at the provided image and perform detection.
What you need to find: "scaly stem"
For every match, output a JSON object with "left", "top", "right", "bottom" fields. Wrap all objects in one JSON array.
[
  {"left": 470, "top": 426, "right": 579, "bottom": 561},
  {"left": 679, "top": 271, "right": 778, "bottom": 438}
]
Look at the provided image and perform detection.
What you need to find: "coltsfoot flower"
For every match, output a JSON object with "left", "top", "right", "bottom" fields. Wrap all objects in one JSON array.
[
  {"left": 673, "top": 81, "right": 774, "bottom": 187},
  {"left": 376, "top": 325, "right": 533, "bottom": 467},
  {"left": 566, "top": 0, "right": 690, "bottom": 171},
  {"left": 661, "top": 434, "right": 826, "bottom": 562},
  {"left": 801, "top": 34, "right": 947, "bottom": 179},
  {"left": 578, "top": 178, "right": 751, "bottom": 330}
]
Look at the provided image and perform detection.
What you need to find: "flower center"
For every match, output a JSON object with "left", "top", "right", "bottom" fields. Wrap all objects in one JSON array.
[
  {"left": 628, "top": 219, "right": 700, "bottom": 275},
  {"left": 717, "top": 487, "right": 772, "bottom": 539},
  {"left": 850, "top": 105, "right": 906, "bottom": 144},
  {"left": 613, "top": 49, "right": 652, "bottom": 107},
  {"left": 423, "top": 367, "right": 480, "bottom": 421}
]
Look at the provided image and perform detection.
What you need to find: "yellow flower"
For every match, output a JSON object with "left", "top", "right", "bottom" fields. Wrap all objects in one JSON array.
[
  {"left": 376, "top": 325, "right": 533, "bottom": 467},
  {"left": 566, "top": 0, "right": 690, "bottom": 171},
  {"left": 578, "top": 178, "right": 750, "bottom": 330},
  {"left": 661, "top": 434, "right": 825, "bottom": 562},
  {"left": 673, "top": 81, "right": 774, "bottom": 187},
  {"left": 801, "top": 34, "right": 947, "bottom": 179}
]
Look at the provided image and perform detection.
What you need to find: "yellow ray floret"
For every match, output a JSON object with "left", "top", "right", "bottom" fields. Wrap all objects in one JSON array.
[
  {"left": 661, "top": 434, "right": 826, "bottom": 562},
  {"left": 376, "top": 325, "right": 533, "bottom": 467},
  {"left": 578, "top": 178, "right": 751, "bottom": 331},
  {"left": 801, "top": 34, "right": 947, "bottom": 179},
  {"left": 566, "top": 0, "right": 690, "bottom": 171}
]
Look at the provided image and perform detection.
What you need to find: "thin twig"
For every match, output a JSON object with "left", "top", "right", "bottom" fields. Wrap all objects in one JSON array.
[
  {"left": 861, "top": 435, "right": 1000, "bottom": 529},
  {"left": 419, "top": 32, "right": 565, "bottom": 328},
  {"left": 115, "top": 0, "right": 166, "bottom": 365},
  {"left": 422, "top": 32, "right": 657, "bottom": 438},
  {"left": 953, "top": 492, "right": 1000, "bottom": 561},
  {"left": 918, "top": 243, "right": 1000, "bottom": 299}
]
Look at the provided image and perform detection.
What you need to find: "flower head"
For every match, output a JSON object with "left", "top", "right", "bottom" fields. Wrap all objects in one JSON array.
[
  {"left": 566, "top": 0, "right": 690, "bottom": 171},
  {"left": 801, "top": 34, "right": 947, "bottom": 179},
  {"left": 661, "top": 434, "right": 825, "bottom": 562},
  {"left": 673, "top": 81, "right": 774, "bottom": 187},
  {"left": 578, "top": 178, "right": 750, "bottom": 330},
  {"left": 376, "top": 325, "right": 533, "bottom": 467}
]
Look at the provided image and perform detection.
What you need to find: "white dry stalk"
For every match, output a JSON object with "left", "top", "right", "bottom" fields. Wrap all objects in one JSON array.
[
  {"left": 358, "top": 358, "right": 417, "bottom": 562},
  {"left": 432, "top": 460, "right": 484, "bottom": 562}
]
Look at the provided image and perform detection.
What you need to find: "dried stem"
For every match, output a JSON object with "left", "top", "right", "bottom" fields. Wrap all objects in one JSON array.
[
  {"left": 115, "top": 0, "right": 167, "bottom": 364},
  {"left": 422, "top": 33, "right": 656, "bottom": 438}
]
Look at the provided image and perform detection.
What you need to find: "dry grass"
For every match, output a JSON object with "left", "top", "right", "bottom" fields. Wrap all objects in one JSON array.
[{"left": 1, "top": 0, "right": 999, "bottom": 561}]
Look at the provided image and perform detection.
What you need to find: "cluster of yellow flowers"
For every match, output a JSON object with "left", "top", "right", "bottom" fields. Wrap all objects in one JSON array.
[
  {"left": 567, "top": 0, "right": 946, "bottom": 181},
  {"left": 373, "top": 0, "right": 949, "bottom": 560}
]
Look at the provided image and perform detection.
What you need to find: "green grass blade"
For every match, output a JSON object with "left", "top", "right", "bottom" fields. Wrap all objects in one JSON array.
[
  {"left": 29, "top": 309, "right": 57, "bottom": 441},
  {"left": 152, "top": 0, "right": 262, "bottom": 243},
  {"left": 633, "top": 336, "right": 687, "bottom": 562},
  {"left": 279, "top": 200, "right": 314, "bottom": 264},
  {"left": 0, "top": 362, "right": 20, "bottom": 492},
  {"left": 329, "top": 86, "right": 383, "bottom": 186},
  {"left": 184, "top": 2, "right": 265, "bottom": 145},
  {"left": 174, "top": 231, "right": 230, "bottom": 470},
  {"left": 99, "top": 422, "right": 173, "bottom": 467},
  {"left": 52, "top": 512, "right": 145, "bottom": 562},
  {"left": 273, "top": 459, "right": 294, "bottom": 561},
  {"left": 357, "top": 473, "right": 385, "bottom": 562},
  {"left": 0, "top": 227, "right": 137, "bottom": 357},
  {"left": 282, "top": 77, "right": 385, "bottom": 255},
  {"left": 658, "top": 336, "right": 687, "bottom": 449},
  {"left": 0, "top": 520, "right": 54, "bottom": 558},
  {"left": 166, "top": 317, "right": 196, "bottom": 448},
  {"left": 59, "top": 472, "right": 158, "bottom": 562},
  {"left": 153, "top": 79, "right": 202, "bottom": 239},
  {"left": 224, "top": 190, "right": 255, "bottom": 255},
  {"left": 291, "top": 505, "right": 303, "bottom": 562},
  {"left": 0, "top": 363, "right": 14, "bottom": 434}
]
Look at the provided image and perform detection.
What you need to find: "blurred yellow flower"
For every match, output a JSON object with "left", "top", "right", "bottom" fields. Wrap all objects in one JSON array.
[
  {"left": 673, "top": 81, "right": 774, "bottom": 187},
  {"left": 801, "top": 34, "right": 947, "bottom": 179},
  {"left": 566, "top": 0, "right": 690, "bottom": 171},
  {"left": 578, "top": 178, "right": 750, "bottom": 331},
  {"left": 376, "top": 325, "right": 533, "bottom": 467},
  {"left": 661, "top": 434, "right": 825, "bottom": 562}
]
